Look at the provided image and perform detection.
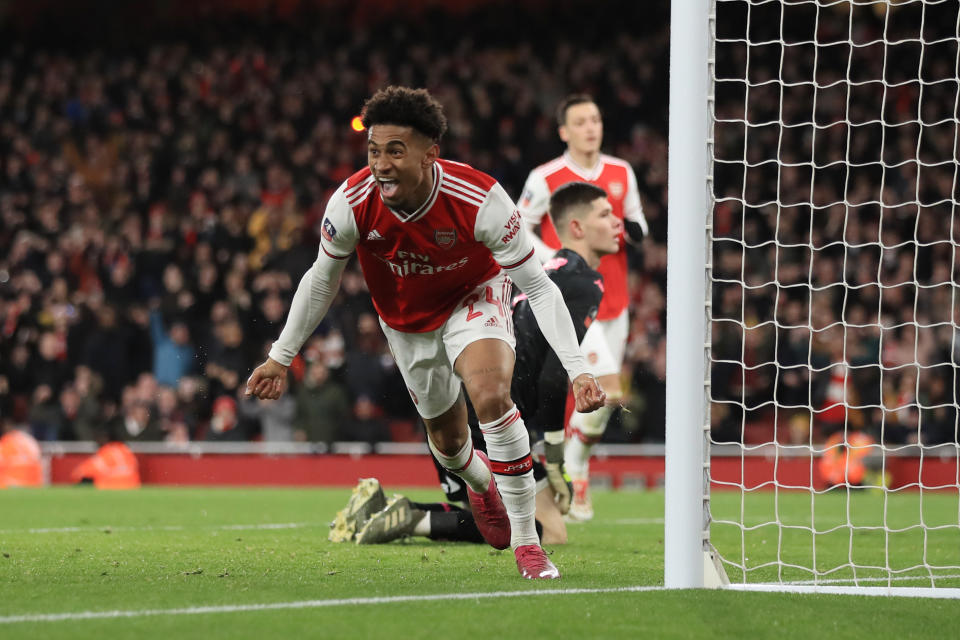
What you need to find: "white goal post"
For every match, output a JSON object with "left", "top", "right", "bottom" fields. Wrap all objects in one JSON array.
[{"left": 666, "top": 0, "right": 960, "bottom": 597}]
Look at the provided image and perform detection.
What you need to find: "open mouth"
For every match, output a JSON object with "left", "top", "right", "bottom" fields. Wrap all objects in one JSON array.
[{"left": 378, "top": 178, "right": 399, "bottom": 199}]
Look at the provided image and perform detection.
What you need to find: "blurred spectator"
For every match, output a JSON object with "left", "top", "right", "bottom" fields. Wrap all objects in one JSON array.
[
  {"left": 205, "top": 317, "right": 251, "bottom": 399},
  {"left": 108, "top": 398, "right": 164, "bottom": 442},
  {"left": 80, "top": 304, "right": 136, "bottom": 400},
  {"left": 344, "top": 313, "right": 390, "bottom": 403},
  {"left": 350, "top": 396, "right": 390, "bottom": 445},
  {"left": 204, "top": 395, "right": 247, "bottom": 442},
  {"left": 155, "top": 385, "right": 191, "bottom": 445},
  {"left": 149, "top": 309, "right": 197, "bottom": 387},
  {"left": 294, "top": 360, "right": 351, "bottom": 445}
]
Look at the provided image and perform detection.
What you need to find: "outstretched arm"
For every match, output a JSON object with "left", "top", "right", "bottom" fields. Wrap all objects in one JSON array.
[
  {"left": 246, "top": 252, "right": 348, "bottom": 400},
  {"left": 506, "top": 258, "right": 604, "bottom": 412},
  {"left": 479, "top": 183, "right": 605, "bottom": 412},
  {"left": 247, "top": 184, "right": 358, "bottom": 400}
]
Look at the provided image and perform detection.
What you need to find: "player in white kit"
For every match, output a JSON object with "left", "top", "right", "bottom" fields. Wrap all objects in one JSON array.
[{"left": 245, "top": 86, "right": 605, "bottom": 579}]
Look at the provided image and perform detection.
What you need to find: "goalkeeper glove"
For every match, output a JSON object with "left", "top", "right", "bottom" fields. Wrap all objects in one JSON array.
[{"left": 544, "top": 440, "right": 573, "bottom": 514}]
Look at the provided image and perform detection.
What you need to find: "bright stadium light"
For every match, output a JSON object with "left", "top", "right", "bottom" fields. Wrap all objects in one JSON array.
[{"left": 351, "top": 116, "right": 365, "bottom": 132}]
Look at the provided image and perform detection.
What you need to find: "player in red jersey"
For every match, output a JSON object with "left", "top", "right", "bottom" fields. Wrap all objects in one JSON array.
[
  {"left": 517, "top": 94, "right": 648, "bottom": 521},
  {"left": 246, "top": 86, "right": 605, "bottom": 579}
]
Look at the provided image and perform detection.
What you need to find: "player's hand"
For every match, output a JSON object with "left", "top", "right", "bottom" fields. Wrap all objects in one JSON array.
[
  {"left": 544, "top": 440, "right": 572, "bottom": 514},
  {"left": 245, "top": 357, "right": 288, "bottom": 400},
  {"left": 572, "top": 373, "right": 606, "bottom": 412}
]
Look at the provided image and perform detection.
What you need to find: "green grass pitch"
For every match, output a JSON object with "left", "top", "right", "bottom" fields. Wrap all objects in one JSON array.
[{"left": 1, "top": 486, "right": 958, "bottom": 639}]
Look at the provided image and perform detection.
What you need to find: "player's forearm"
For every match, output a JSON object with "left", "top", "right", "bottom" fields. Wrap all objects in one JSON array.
[
  {"left": 267, "top": 254, "right": 346, "bottom": 366},
  {"left": 508, "top": 260, "right": 589, "bottom": 381}
]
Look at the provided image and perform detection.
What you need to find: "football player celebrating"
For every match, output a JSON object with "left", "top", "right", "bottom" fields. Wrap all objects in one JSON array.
[
  {"left": 350, "top": 182, "right": 620, "bottom": 547},
  {"left": 517, "top": 94, "right": 648, "bottom": 521},
  {"left": 246, "top": 87, "right": 605, "bottom": 579}
]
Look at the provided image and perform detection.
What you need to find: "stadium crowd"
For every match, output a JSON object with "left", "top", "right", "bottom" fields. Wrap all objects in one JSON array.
[
  {"left": 7, "top": 1, "right": 947, "bottom": 452},
  {"left": 0, "top": 2, "right": 670, "bottom": 445},
  {"left": 710, "top": 1, "right": 960, "bottom": 447}
]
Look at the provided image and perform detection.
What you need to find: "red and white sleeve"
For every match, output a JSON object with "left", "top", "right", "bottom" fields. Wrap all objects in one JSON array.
[
  {"left": 477, "top": 184, "right": 589, "bottom": 381},
  {"left": 268, "top": 184, "right": 359, "bottom": 366}
]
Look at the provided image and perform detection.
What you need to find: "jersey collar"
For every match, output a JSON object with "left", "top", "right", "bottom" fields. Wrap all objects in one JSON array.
[
  {"left": 382, "top": 162, "right": 442, "bottom": 223},
  {"left": 563, "top": 150, "right": 604, "bottom": 181}
]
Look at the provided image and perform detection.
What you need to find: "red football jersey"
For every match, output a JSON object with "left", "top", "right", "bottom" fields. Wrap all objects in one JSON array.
[
  {"left": 320, "top": 159, "right": 535, "bottom": 332},
  {"left": 517, "top": 152, "right": 646, "bottom": 320}
]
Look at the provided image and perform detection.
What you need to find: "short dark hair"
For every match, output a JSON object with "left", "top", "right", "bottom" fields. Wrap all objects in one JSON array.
[
  {"left": 361, "top": 86, "right": 448, "bottom": 143},
  {"left": 550, "top": 182, "right": 608, "bottom": 230},
  {"left": 556, "top": 93, "right": 597, "bottom": 126}
]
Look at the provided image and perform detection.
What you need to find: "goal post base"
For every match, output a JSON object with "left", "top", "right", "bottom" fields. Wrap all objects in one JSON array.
[{"left": 704, "top": 548, "right": 729, "bottom": 589}]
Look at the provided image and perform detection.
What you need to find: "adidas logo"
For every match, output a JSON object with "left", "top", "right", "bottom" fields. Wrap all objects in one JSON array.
[
  {"left": 366, "top": 229, "right": 384, "bottom": 241},
  {"left": 484, "top": 316, "right": 499, "bottom": 327}
]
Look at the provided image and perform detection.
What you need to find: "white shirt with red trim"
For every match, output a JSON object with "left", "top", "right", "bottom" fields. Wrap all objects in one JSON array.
[
  {"left": 268, "top": 159, "right": 589, "bottom": 381},
  {"left": 517, "top": 151, "right": 647, "bottom": 321}
]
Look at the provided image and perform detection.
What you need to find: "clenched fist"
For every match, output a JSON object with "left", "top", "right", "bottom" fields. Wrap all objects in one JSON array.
[
  {"left": 245, "top": 358, "right": 289, "bottom": 400},
  {"left": 572, "top": 373, "right": 606, "bottom": 413}
]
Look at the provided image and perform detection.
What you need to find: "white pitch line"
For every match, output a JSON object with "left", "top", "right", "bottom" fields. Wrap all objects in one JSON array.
[
  {"left": 2, "top": 519, "right": 667, "bottom": 535},
  {"left": 563, "top": 518, "right": 664, "bottom": 526},
  {"left": 784, "top": 573, "right": 960, "bottom": 587},
  {"left": 0, "top": 586, "right": 663, "bottom": 625},
  {"left": 0, "top": 522, "right": 320, "bottom": 535}
]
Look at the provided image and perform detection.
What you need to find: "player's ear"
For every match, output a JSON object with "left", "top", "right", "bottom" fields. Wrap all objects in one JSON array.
[
  {"left": 422, "top": 142, "right": 439, "bottom": 167},
  {"left": 569, "top": 217, "right": 585, "bottom": 239},
  {"left": 558, "top": 125, "right": 570, "bottom": 143}
]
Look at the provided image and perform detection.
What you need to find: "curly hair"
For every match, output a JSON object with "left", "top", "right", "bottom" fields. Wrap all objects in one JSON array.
[{"left": 361, "top": 86, "right": 448, "bottom": 142}]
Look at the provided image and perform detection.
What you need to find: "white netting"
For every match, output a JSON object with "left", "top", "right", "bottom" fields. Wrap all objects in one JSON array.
[{"left": 709, "top": 0, "right": 960, "bottom": 589}]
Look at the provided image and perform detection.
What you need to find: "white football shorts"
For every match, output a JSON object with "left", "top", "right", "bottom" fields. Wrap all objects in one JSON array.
[
  {"left": 580, "top": 309, "right": 628, "bottom": 378},
  {"left": 380, "top": 272, "right": 516, "bottom": 419}
]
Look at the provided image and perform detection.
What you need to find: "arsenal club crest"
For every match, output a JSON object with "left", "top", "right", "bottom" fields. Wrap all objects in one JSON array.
[
  {"left": 435, "top": 228, "right": 457, "bottom": 249},
  {"left": 607, "top": 181, "right": 625, "bottom": 199}
]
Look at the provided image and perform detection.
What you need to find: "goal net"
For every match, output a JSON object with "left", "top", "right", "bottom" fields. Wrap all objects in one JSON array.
[{"left": 706, "top": 0, "right": 960, "bottom": 594}]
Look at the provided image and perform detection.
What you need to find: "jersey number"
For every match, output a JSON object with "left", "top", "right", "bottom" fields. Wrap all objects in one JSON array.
[{"left": 463, "top": 286, "right": 505, "bottom": 322}]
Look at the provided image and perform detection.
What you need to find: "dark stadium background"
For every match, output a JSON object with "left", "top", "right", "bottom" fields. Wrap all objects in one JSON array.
[{"left": 0, "top": 0, "right": 671, "bottom": 461}]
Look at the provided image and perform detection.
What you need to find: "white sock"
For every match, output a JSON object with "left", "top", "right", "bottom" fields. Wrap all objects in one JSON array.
[
  {"left": 428, "top": 435, "right": 490, "bottom": 493},
  {"left": 413, "top": 512, "right": 430, "bottom": 537},
  {"left": 566, "top": 405, "right": 613, "bottom": 481},
  {"left": 480, "top": 405, "right": 538, "bottom": 548},
  {"left": 565, "top": 436, "right": 591, "bottom": 481}
]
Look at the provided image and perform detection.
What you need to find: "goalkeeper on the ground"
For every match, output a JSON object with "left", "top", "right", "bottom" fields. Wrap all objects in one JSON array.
[{"left": 333, "top": 182, "right": 619, "bottom": 545}]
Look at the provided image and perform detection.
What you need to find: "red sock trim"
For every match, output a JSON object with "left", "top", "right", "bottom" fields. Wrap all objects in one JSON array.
[
  {"left": 481, "top": 407, "right": 521, "bottom": 434},
  {"left": 489, "top": 454, "right": 533, "bottom": 476},
  {"left": 570, "top": 428, "right": 602, "bottom": 445},
  {"left": 451, "top": 446, "right": 474, "bottom": 473}
]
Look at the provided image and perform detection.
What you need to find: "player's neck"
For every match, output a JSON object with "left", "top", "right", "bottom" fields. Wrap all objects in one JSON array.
[
  {"left": 563, "top": 241, "right": 600, "bottom": 269},
  {"left": 566, "top": 148, "right": 600, "bottom": 172},
  {"left": 398, "top": 165, "right": 436, "bottom": 215}
]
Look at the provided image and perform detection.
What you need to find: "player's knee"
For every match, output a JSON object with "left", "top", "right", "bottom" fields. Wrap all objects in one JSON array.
[
  {"left": 468, "top": 386, "right": 513, "bottom": 424},
  {"left": 423, "top": 408, "right": 469, "bottom": 455},
  {"left": 428, "top": 430, "right": 469, "bottom": 456}
]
